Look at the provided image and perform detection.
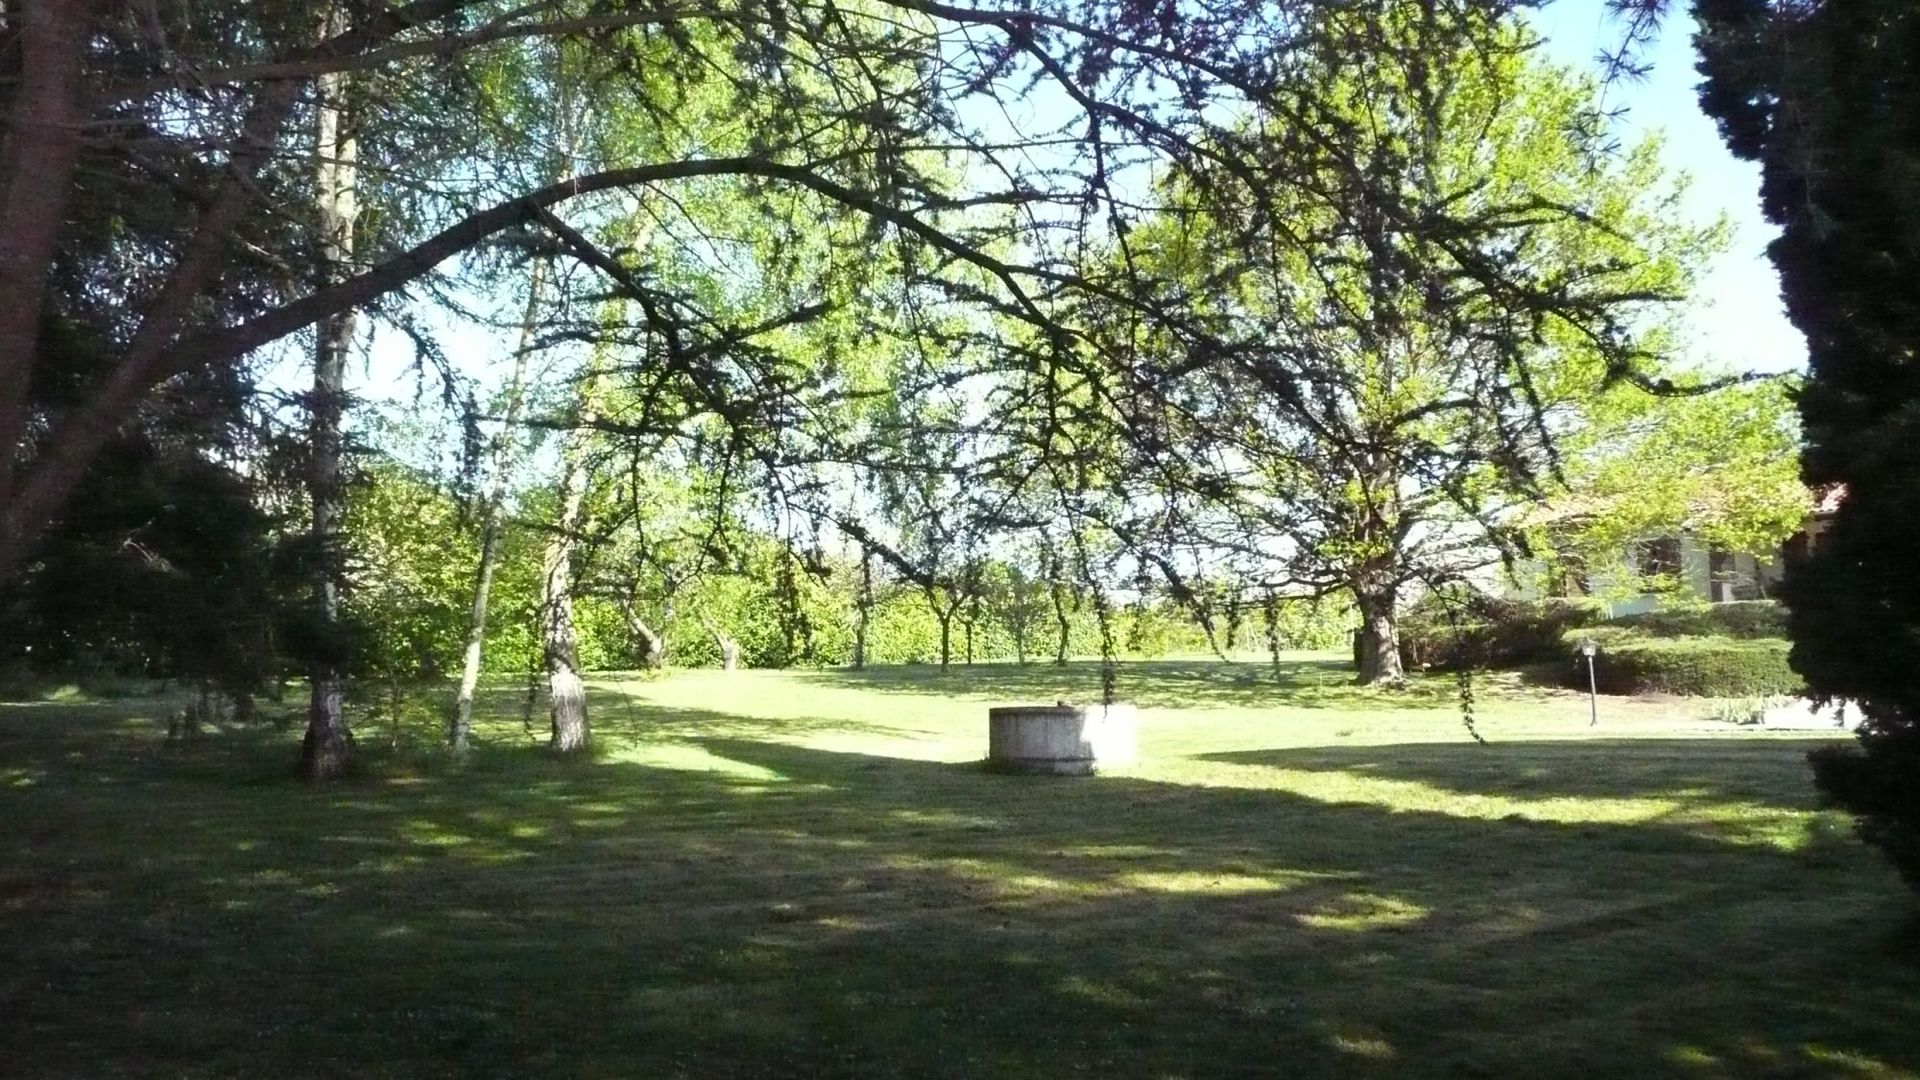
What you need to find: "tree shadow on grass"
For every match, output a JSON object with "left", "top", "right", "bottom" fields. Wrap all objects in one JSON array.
[
  {"left": 796, "top": 658, "right": 1464, "bottom": 712},
  {"left": 1199, "top": 738, "right": 1848, "bottom": 811},
  {"left": 1, "top": 705, "right": 1915, "bottom": 1078}
]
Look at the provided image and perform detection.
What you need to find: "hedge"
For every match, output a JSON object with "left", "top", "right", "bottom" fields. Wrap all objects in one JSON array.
[
  {"left": 1399, "top": 597, "right": 1605, "bottom": 671},
  {"left": 1607, "top": 600, "right": 1787, "bottom": 640},
  {"left": 1579, "top": 636, "right": 1804, "bottom": 697}
]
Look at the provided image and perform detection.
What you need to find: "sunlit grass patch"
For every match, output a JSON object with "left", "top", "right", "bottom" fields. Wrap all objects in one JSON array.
[
  {"left": 601, "top": 740, "right": 790, "bottom": 781},
  {"left": 1115, "top": 869, "right": 1318, "bottom": 895},
  {"left": 1296, "top": 892, "right": 1429, "bottom": 932}
]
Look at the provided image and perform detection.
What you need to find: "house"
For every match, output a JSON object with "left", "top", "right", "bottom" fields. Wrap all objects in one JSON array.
[{"left": 1516, "top": 485, "right": 1842, "bottom": 616}]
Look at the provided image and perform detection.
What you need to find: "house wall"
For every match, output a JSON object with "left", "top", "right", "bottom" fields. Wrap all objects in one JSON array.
[
  {"left": 1510, "top": 533, "right": 1790, "bottom": 614},
  {"left": 1606, "top": 537, "right": 1712, "bottom": 616},
  {"left": 1681, "top": 538, "right": 1713, "bottom": 601}
]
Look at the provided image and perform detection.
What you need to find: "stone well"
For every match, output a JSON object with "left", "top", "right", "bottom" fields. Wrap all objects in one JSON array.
[{"left": 986, "top": 703, "right": 1137, "bottom": 775}]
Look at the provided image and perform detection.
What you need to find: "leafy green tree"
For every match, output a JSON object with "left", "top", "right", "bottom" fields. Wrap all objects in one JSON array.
[
  {"left": 1114, "top": 16, "right": 1721, "bottom": 683},
  {"left": 339, "top": 460, "right": 477, "bottom": 686},
  {"left": 987, "top": 560, "right": 1053, "bottom": 665}
]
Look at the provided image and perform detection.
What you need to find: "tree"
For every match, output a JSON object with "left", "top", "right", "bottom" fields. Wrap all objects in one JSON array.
[
  {"left": 1687, "top": 0, "right": 1920, "bottom": 887},
  {"left": 339, "top": 460, "right": 481, "bottom": 692},
  {"left": 1111, "top": 14, "right": 1720, "bottom": 683},
  {"left": 989, "top": 559, "right": 1052, "bottom": 665},
  {"left": 3, "top": 416, "right": 296, "bottom": 716},
  {"left": 448, "top": 260, "right": 541, "bottom": 752},
  {"left": 300, "top": 1, "right": 362, "bottom": 780}
]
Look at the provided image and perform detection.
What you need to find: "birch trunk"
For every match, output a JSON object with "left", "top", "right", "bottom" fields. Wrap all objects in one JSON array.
[
  {"left": 542, "top": 412, "right": 593, "bottom": 753},
  {"left": 299, "top": 5, "right": 358, "bottom": 781},
  {"left": 702, "top": 618, "right": 740, "bottom": 671},
  {"left": 449, "top": 259, "right": 546, "bottom": 752}
]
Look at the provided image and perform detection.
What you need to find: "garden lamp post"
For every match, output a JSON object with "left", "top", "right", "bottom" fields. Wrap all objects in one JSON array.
[{"left": 1577, "top": 638, "right": 1598, "bottom": 727}]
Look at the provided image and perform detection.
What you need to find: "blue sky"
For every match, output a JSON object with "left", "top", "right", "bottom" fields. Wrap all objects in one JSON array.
[{"left": 1531, "top": 0, "right": 1804, "bottom": 373}]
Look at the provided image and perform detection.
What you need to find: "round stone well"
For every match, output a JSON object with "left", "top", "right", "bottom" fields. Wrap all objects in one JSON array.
[{"left": 986, "top": 702, "right": 1137, "bottom": 775}]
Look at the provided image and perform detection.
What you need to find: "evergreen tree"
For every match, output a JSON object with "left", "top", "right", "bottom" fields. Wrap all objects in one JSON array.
[{"left": 1692, "top": 0, "right": 1920, "bottom": 888}]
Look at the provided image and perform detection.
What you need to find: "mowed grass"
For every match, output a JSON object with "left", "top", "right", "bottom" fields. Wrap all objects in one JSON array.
[{"left": 3, "top": 655, "right": 1917, "bottom": 1078}]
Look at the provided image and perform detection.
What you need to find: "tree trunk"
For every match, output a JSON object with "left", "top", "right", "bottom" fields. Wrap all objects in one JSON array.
[
  {"left": 701, "top": 617, "right": 740, "bottom": 670},
  {"left": 541, "top": 427, "right": 592, "bottom": 753},
  {"left": 450, "top": 258, "right": 545, "bottom": 752},
  {"left": 300, "top": 8, "right": 358, "bottom": 781},
  {"left": 1353, "top": 586, "right": 1405, "bottom": 686},
  {"left": 1050, "top": 582, "right": 1070, "bottom": 666},
  {"left": 449, "top": 520, "right": 502, "bottom": 752},
  {"left": 936, "top": 607, "right": 953, "bottom": 669},
  {"left": 852, "top": 551, "right": 872, "bottom": 670},
  {"left": 0, "top": 0, "right": 96, "bottom": 559},
  {"left": 616, "top": 588, "right": 666, "bottom": 669}
]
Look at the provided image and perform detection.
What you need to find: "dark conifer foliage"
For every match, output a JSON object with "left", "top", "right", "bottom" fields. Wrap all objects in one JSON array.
[{"left": 1690, "top": 0, "right": 1920, "bottom": 888}]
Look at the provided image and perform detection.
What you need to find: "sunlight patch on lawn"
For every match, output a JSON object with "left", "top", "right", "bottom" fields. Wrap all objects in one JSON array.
[
  {"left": 1668, "top": 1044, "right": 1722, "bottom": 1068},
  {"left": 1798, "top": 1045, "right": 1914, "bottom": 1078},
  {"left": 1114, "top": 869, "right": 1315, "bottom": 895},
  {"left": 1326, "top": 1028, "right": 1398, "bottom": 1060},
  {"left": 750, "top": 827, "right": 872, "bottom": 849},
  {"left": 401, "top": 821, "right": 479, "bottom": 847},
  {"left": 1296, "top": 892, "right": 1428, "bottom": 932},
  {"left": 602, "top": 741, "right": 788, "bottom": 781},
  {"left": 2, "top": 767, "right": 44, "bottom": 787},
  {"left": 1046, "top": 843, "right": 1174, "bottom": 860},
  {"left": 1154, "top": 760, "right": 1816, "bottom": 847},
  {"left": 889, "top": 808, "right": 1002, "bottom": 829},
  {"left": 885, "top": 854, "right": 1088, "bottom": 897},
  {"left": 1058, "top": 973, "right": 1150, "bottom": 1008}
]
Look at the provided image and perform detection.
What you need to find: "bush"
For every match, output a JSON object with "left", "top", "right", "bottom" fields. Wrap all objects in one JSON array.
[
  {"left": 1608, "top": 600, "right": 1787, "bottom": 640},
  {"left": 1399, "top": 596, "right": 1605, "bottom": 672},
  {"left": 1582, "top": 636, "right": 1804, "bottom": 697}
]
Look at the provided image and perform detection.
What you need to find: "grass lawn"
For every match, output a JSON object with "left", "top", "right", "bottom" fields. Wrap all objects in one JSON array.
[{"left": 3, "top": 655, "right": 1917, "bottom": 1078}]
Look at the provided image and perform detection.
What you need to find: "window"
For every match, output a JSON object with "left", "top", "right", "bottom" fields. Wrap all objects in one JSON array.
[{"left": 1638, "top": 537, "right": 1682, "bottom": 579}]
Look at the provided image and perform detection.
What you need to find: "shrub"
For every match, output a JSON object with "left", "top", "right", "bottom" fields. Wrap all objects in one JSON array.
[
  {"left": 1399, "top": 596, "right": 1605, "bottom": 671},
  {"left": 1608, "top": 600, "right": 1787, "bottom": 640},
  {"left": 1582, "top": 636, "right": 1804, "bottom": 697}
]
